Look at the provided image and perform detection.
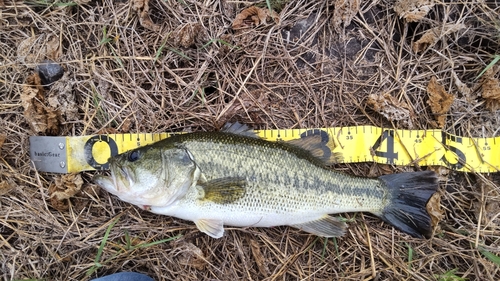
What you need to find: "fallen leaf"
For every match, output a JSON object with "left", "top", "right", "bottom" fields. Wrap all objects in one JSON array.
[
  {"left": 481, "top": 68, "right": 500, "bottom": 111},
  {"left": 131, "top": 0, "right": 159, "bottom": 31},
  {"left": 451, "top": 70, "right": 471, "bottom": 98},
  {"left": 21, "top": 73, "right": 61, "bottom": 134},
  {"left": 46, "top": 74, "right": 79, "bottom": 121},
  {"left": 49, "top": 174, "right": 84, "bottom": 211},
  {"left": 17, "top": 34, "right": 62, "bottom": 64},
  {"left": 171, "top": 23, "right": 207, "bottom": 48},
  {"left": 250, "top": 239, "right": 270, "bottom": 276},
  {"left": 221, "top": 90, "right": 271, "bottom": 124},
  {"left": 331, "top": 0, "right": 360, "bottom": 31},
  {"left": 427, "top": 165, "right": 450, "bottom": 182},
  {"left": 121, "top": 118, "right": 132, "bottom": 132},
  {"left": 232, "top": 6, "right": 279, "bottom": 30},
  {"left": 426, "top": 192, "right": 443, "bottom": 229},
  {"left": 394, "top": 0, "right": 435, "bottom": 22},
  {"left": 0, "top": 134, "right": 6, "bottom": 156},
  {"left": 413, "top": 23, "right": 466, "bottom": 53},
  {"left": 427, "top": 77, "right": 454, "bottom": 128},
  {"left": 173, "top": 242, "right": 208, "bottom": 270},
  {"left": 367, "top": 93, "right": 414, "bottom": 128},
  {"left": 474, "top": 178, "right": 500, "bottom": 229},
  {"left": 0, "top": 180, "right": 13, "bottom": 196}
]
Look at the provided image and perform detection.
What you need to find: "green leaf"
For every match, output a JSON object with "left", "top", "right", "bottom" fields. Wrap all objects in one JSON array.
[
  {"left": 133, "top": 234, "right": 182, "bottom": 249},
  {"left": 476, "top": 55, "right": 500, "bottom": 79},
  {"left": 479, "top": 247, "right": 500, "bottom": 266},
  {"left": 86, "top": 216, "right": 120, "bottom": 276}
]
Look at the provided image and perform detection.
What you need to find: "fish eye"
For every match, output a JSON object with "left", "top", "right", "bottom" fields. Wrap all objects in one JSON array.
[{"left": 128, "top": 150, "right": 140, "bottom": 162}]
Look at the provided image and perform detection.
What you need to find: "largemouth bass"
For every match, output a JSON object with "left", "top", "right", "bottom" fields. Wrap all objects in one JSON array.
[{"left": 95, "top": 123, "right": 438, "bottom": 238}]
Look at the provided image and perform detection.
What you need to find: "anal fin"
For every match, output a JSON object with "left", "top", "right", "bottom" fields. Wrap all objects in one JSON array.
[
  {"left": 195, "top": 219, "right": 225, "bottom": 238},
  {"left": 291, "top": 215, "right": 346, "bottom": 237}
]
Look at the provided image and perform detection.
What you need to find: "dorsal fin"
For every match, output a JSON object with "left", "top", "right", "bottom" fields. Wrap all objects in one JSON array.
[
  {"left": 221, "top": 122, "right": 259, "bottom": 138},
  {"left": 287, "top": 134, "right": 343, "bottom": 165}
]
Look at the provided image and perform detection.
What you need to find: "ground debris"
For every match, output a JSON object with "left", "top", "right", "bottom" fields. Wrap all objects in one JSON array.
[
  {"left": 480, "top": 68, "right": 500, "bottom": 111},
  {"left": 232, "top": 6, "right": 279, "bottom": 30},
  {"left": 171, "top": 23, "right": 208, "bottom": 48},
  {"left": 0, "top": 180, "right": 13, "bottom": 196},
  {"left": 427, "top": 77, "right": 454, "bottom": 128},
  {"left": 474, "top": 178, "right": 500, "bottom": 229},
  {"left": 36, "top": 60, "right": 64, "bottom": 87},
  {"left": 21, "top": 73, "right": 61, "bottom": 134},
  {"left": 220, "top": 90, "right": 272, "bottom": 125},
  {"left": 394, "top": 0, "right": 435, "bottom": 22},
  {"left": 17, "top": 34, "right": 61, "bottom": 64},
  {"left": 452, "top": 70, "right": 472, "bottom": 98},
  {"left": 48, "top": 173, "right": 84, "bottom": 211},
  {"left": 172, "top": 241, "right": 208, "bottom": 270},
  {"left": 366, "top": 93, "right": 414, "bottom": 128},
  {"left": 413, "top": 23, "right": 466, "bottom": 53},
  {"left": 426, "top": 192, "right": 444, "bottom": 230},
  {"left": 0, "top": 134, "right": 5, "bottom": 156},
  {"left": 331, "top": 0, "right": 360, "bottom": 31},
  {"left": 46, "top": 74, "right": 79, "bottom": 121},
  {"left": 250, "top": 239, "right": 270, "bottom": 276},
  {"left": 131, "top": 0, "right": 159, "bottom": 31}
]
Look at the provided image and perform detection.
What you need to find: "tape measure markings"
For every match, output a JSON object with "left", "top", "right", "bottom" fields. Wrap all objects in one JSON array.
[{"left": 29, "top": 126, "right": 500, "bottom": 174}]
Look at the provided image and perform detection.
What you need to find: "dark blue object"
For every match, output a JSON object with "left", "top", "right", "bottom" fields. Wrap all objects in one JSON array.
[
  {"left": 35, "top": 60, "right": 64, "bottom": 87},
  {"left": 91, "top": 272, "right": 154, "bottom": 281}
]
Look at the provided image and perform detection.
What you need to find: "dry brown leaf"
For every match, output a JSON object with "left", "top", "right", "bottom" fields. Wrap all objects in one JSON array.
[
  {"left": 331, "top": 0, "right": 360, "bottom": 31},
  {"left": 474, "top": 179, "right": 500, "bottom": 228},
  {"left": 426, "top": 192, "right": 443, "bottom": 229},
  {"left": 367, "top": 93, "right": 414, "bottom": 128},
  {"left": 232, "top": 6, "right": 279, "bottom": 30},
  {"left": 131, "top": 0, "right": 159, "bottom": 31},
  {"left": 250, "top": 239, "right": 270, "bottom": 276},
  {"left": 21, "top": 73, "right": 61, "bottom": 134},
  {"left": 427, "top": 165, "right": 450, "bottom": 182},
  {"left": 481, "top": 68, "right": 500, "bottom": 111},
  {"left": 221, "top": 90, "right": 271, "bottom": 124},
  {"left": 413, "top": 23, "right": 466, "bottom": 53},
  {"left": 47, "top": 75, "right": 79, "bottom": 121},
  {"left": 173, "top": 242, "right": 208, "bottom": 270},
  {"left": 17, "top": 34, "right": 61, "bottom": 64},
  {"left": 0, "top": 134, "right": 6, "bottom": 155},
  {"left": 171, "top": 23, "right": 207, "bottom": 48},
  {"left": 451, "top": 70, "right": 471, "bottom": 98},
  {"left": 121, "top": 118, "right": 132, "bottom": 132},
  {"left": 48, "top": 174, "right": 84, "bottom": 211},
  {"left": 394, "top": 0, "right": 435, "bottom": 22},
  {"left": 0, "top": 180, "right": 13, "bottom": 196},
  {"left": 427, "top": 77, "right": 454, "bottom": 128}
]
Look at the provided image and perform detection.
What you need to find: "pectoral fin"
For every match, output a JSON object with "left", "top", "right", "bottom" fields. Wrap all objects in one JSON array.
[
  {"left": 195, "top": 219, "right": 224, "bottom": 238},
  {"left": 200, "top": 177, "right": 246, "bottom": 204},
  {"left": 291, "top": 215, "right": 346, "bottom": 237}
]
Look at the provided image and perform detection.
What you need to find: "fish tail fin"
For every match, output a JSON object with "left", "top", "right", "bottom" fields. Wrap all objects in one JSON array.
[{"left": 377, "top": 171, "right": 438, "bottom": 238}]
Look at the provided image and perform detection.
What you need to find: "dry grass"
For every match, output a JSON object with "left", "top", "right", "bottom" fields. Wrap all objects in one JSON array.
[{"left": 1, "top": 0, "right": 500, "bottom": 280}]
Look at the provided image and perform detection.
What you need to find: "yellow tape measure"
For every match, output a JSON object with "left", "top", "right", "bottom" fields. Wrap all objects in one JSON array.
[{"left": 29, "top": 126, "right": 500, "bottom": 173}]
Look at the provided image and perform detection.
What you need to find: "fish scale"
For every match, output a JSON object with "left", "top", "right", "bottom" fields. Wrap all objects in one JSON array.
[{"left": 182, "top": 137, "right": 387, "bottom": 213}]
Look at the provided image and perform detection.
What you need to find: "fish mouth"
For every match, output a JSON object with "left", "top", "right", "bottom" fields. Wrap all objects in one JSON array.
[
  {"left": 112, "top": 162, "right": 135, "bottom": 192},
  {"left": 93, "top": 174, "right": 114, "bottom": 192},
  {"left": 94, "top": 161, "right": 134, "bottom": 194}
]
